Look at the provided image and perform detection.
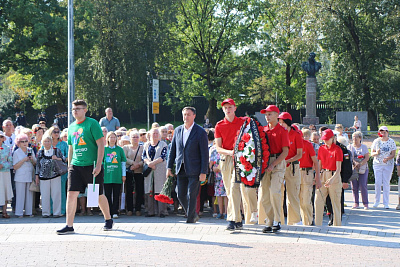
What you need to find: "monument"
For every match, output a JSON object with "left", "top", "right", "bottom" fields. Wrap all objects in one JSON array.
[{"left": 301, "top": 52, "right": 321, "bottom": 125}]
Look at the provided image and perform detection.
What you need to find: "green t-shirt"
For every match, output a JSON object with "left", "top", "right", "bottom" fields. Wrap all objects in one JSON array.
[
  {"left": 103, "top": 146, "right": 126, "bottom": 184},
  {"left": 68, "top": 117, "right": 103, "bottom": 166}
]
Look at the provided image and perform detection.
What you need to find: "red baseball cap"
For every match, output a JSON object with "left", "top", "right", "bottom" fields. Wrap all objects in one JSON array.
[
  {"left": 278, "top": 112, "right": 292, "bottom": 121},
  {"left": 321, "top": 129, "right": 334, "bottom": 141},
  {"left": 260, "top": 105, "right": 280, "bottom": 114},
  {"left": 221, "top": 98, "right": 236, "bottom": 107}
]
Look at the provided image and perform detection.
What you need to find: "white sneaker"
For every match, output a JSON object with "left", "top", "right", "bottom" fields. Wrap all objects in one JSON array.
[
  {"left": 294, "top": 221, "right": 303, "bottom": 226},
  {"left": 250, "top": 212, "right": 258, "bottom": 223},
  {"left": 373, "top": 203, "right": 379, "bottom": 208},
  {"left": 384, "top": 206, "right": 389, "bottom": 209},
  {"left": 212, "top": 213, "right": 218, "bottom": 218},
  {"left": 112, "top": 214, "right": 119, "bottom": 219}
]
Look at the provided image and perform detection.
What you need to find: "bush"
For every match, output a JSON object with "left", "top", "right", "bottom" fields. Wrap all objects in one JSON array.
[{"left": 367, "top": 158, "right": 399, "bottom": 185}]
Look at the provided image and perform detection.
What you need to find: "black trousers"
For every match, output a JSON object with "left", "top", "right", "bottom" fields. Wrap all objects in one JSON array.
[
  {"left": 104, "top": 183, "right": 121, "bottom": 216},
  {"left": 125, "top": 172, "right": 144, "bottom": 212},
  {"left": 326, "top": 188, "right": 345, "bottom": 221},
  {"left": 177, "top": 165, "right": 200, "bottom": 222}
]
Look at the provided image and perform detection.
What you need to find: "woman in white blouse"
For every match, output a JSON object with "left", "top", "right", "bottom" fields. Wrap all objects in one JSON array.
[
  {"left": 13, "top": 134, "right": 36, "bottom": 217},
  {"left": 371, "top": 126, "right": 397, "bottom": 209}
]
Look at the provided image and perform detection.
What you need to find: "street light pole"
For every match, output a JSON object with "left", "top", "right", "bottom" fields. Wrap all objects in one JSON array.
[{"left": 68, "top": 0, "right": 75, "bottom": 125}]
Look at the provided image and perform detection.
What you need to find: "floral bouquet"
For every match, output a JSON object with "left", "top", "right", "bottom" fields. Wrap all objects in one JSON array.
[
  {"left": 154, "top": 175, "right": 176, "bottom": 204},
  {"left": 234, "top": 117, "right": 270, "bottom": 187}
]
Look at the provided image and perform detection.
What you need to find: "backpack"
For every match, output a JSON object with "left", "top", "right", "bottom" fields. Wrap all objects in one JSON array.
[{"left": 336, "top": 142, "right": 352, "bottom": 183}]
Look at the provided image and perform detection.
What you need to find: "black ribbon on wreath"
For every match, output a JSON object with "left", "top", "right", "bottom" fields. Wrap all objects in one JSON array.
[{"left": 233, "top": 117, "right": 265, "bottom": 188}]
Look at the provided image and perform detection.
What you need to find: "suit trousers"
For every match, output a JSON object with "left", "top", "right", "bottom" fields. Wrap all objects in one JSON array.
[
  {"left": 177, "top": 167, "right": 200, "bottom": 222},
  {"left": 258, "top": 156, "right": 286, "bottom": 225},
  {"left": 299, "top": 169, "right": 314, "bottom": 226},
  {"left": 40, "top": 177, "right": 61, "bottom": 216},
  {"left": 280, "top": 163, "right": 301, "bottom": 225},
  {"left": 315, "top": 171, "right": 342, "bottom": 226},
  {"left": 220, "top": 155, "right": 256, "bottom": 223}
]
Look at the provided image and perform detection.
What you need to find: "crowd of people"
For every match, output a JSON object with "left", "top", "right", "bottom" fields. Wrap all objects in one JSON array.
[{"left": 0, "top": 102, "right": 399, "bottom": 235}]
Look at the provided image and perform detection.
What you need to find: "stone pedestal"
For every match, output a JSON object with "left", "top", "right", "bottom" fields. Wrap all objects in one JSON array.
[{"left": 303, "top": 77, "right": 319, "bottom": 125}]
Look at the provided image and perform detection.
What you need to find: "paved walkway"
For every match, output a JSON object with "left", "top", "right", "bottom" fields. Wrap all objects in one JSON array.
[{"left": 1, "top": 190, "right": 400, "bottom": 266}]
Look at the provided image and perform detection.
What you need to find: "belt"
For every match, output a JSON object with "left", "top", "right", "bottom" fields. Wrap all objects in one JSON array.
[
  {"left": 270, "top": 153, "right": 281, "bottom": 157},
  {"left": 291, "top": 161, "right": 299, "bottom": 164},
  {"left": 322, "top": 169, "right": 335, "bottom": 175},
  {"left": 301, "top": 167, "right": 313, "bottom": 171}
]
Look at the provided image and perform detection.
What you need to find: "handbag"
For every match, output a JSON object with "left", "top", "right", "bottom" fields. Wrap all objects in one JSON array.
[
  {"left": 348, "top": 169, "right": 359, "bottom": 182},
  {"left": 207, "top": 171, "right": 215, "bottom": 185},
  {"left": 52, "top": 148, "right": 68, "bottom": 176},
  {"left": 29, "top": 181, "right": 40, "bottom": 192},
  {"left": 142, "top": 163, "right": 152, "bottom": 177},
  {"left": 358, "top": 164, "right": 367, "bottom": 174}
]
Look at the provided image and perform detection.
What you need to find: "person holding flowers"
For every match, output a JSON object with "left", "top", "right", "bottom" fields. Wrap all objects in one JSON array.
[
  {"left": 167, "top": 107, "right": 208, "bottom": 223},
  {"left": 258, "top": 105, "right": 289, "bottom": 233},
  {"left": 215, "top": 99, "right": 257, "bottom": 231}
]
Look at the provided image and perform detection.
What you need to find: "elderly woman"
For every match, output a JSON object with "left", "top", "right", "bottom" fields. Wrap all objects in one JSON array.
[
  {"left": 48, "top": 126, "right": 69, "bottom": 216},
  {"left": 0, "top": 131, "right": 13, "bottom": 218},
  {"left": 371, "top": 126, "right": 397, "bottom": 209},
  {"left": 103, "top": 131, "right": 126, "bottom": 219},
  {"left": 60, "top": 129, "right": 68, "bottom": 142},
  {"left": 35, "top": 134, "right": 65, "bottom": 218},
  {"left": 13, "top": 134, "right": 36, "bottom": 217},
  {"left": 348, "top": 131, "right": 370, "bottom": 209},
  {"left": 123, "top": 130, "right": 144, "bottom": 216},
  {"left": 142, "top": 128, "right": 168, "bottom": 217}
]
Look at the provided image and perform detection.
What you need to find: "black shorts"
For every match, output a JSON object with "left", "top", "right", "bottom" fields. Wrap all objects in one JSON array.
[{"left": 68, "top": 165, "right": 104, "bottom": 195}]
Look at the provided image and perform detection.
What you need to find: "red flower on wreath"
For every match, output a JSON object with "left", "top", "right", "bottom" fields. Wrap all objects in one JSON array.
[
  {"left": 242, "top": 133, "right": 251, "bottom": 143},
  {"left": 238, "top": 141, "right": 245, "bottom": 151}
]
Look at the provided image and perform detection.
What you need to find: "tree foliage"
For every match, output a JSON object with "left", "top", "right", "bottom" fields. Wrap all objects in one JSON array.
[{"left": 312, "top": 0, "right": 400, "bottom": 129}]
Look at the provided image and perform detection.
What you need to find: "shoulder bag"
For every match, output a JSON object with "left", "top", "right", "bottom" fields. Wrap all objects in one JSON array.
[{"left": 53, "top": 148, "right": 68, "bottom": 176}]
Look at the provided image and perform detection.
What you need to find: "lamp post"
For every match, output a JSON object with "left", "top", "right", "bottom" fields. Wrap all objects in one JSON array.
[{"left": 68, "top": 0, "right": 75, "bottom": 125}]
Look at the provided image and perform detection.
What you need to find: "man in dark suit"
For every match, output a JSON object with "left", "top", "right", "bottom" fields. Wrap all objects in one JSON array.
[{"left": 167, "top": 107, "right": 209, "bottom": 223}]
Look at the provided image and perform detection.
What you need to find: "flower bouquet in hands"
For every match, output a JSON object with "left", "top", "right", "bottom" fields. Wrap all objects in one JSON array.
[
  {"left": 154, "top": 175, "right": 176, "bottom": 204},
  {"left": 234, "top": 117, "right": 270, "bottom": 187}
]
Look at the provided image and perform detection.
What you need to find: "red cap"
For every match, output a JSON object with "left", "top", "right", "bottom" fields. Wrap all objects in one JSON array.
[
  {"left": 221, "top": 98, "right": 236, "bottom": 107},
  {"left": 278, "top": 112, "right": 292, "bottom": 121},
  {"left": 321, "top": 129, "right": 334, "bottom": 141},
  {"left": 260, "top": 105, "right": 280, "bottom": 114}
]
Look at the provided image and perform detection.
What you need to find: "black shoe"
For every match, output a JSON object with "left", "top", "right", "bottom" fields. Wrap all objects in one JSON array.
[
  {"left": 186, "top": 215, "right": 199, "bottom": 223},
  {"left": 56, "top": 225, "right": 75, "bottom": 235},
  {"left": 235, "top": 221, "right": 243, "bottom": 230},
  {"left": 328, "top": 220, "right": 333, "bottom": 226},
  {"left": 226, "top": 221, "right": 235, "bottom": 231},
  {"left": 262, "top": 226, "right": 273, "bottom": 233},
  {"left": 145, "top": 214, "right": 155, "bottom": 217},
  {"left": 103, "top": 219, "right": 114, "bottom": 231},
  {"left": 160, "top": 214, "right": 165, "bottom": 218},
  {"left": 272, "top": 223, "right": 281, "bottom": 232}
]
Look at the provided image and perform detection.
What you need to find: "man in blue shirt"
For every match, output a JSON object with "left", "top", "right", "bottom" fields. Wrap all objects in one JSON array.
[{"left": 99, "top": 108, "right": 120, "bottom": 132}]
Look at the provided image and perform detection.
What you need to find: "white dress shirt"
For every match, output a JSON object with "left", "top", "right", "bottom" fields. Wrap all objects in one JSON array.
[{"left": 183, "top": 122, "right": 194, "bottom": 147}]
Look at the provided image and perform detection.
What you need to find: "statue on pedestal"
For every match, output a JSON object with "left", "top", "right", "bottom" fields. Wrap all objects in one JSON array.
[{"left": 301, "top": 52, "right": 322, "bottom": 78}]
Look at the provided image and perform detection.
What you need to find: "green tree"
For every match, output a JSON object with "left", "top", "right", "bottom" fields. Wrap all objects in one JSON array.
[
  {"left": 166, "top": 0, "right": 263, "bottom": 125},
  {"left": 313, "top": 0, "right": 400, "bottom": 130},
  {"left": 0, "top": 0, "right": 97, "bottom": 112},
  {"left": 76, "top": 0, "right": 176, "bottom": 115}
]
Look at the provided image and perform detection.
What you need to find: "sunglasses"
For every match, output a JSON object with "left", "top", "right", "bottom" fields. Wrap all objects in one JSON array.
[
  {"left": 140, "top": 133, "right": 146, "bottom": 136},
  {"left": 53, "top": 131, "right": 60, "bottom": 134},
  {"left": 379, "top": 130, "right": 388, "bottom": 132},
  {"left": 20, "top": 140, "right": 29, "bottom": 143},
  {"left": 117, "top": 135, "right": 123, "bottom": 137},
  {"left": 131, "top": 136, "right": 139, "bottom": 138}
]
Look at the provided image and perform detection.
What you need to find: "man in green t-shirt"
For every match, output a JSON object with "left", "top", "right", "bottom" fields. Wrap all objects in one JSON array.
[{"left": 57, "top": 99, "right": 113, "bottom": 235}]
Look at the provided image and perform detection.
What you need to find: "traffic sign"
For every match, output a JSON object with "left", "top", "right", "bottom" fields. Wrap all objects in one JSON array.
[
  {"left": 152, "top": 79, "right": 159, "bottom": 102},
  {"left": 152, "top": 102, "right": 159, "bottom": 114}
]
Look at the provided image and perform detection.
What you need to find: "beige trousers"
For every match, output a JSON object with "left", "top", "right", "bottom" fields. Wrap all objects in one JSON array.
[
  {"left": 281, "top": 163, "right": 301, "bottom": 225},
  {"left": 315, "top": 171, "right": 342, "bottom": 226},
  {"left": 220, "top": 155, "right": 257, "bottom": 224},
  {"left": 299, "top": 169, "right": 314, "bottom": 226},
  {"left": 257, "top": 156, "right": 286, "bottom": 226}
]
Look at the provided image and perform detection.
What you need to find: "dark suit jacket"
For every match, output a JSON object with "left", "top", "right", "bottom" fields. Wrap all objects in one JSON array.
[{"left": 167, "top": 123, "right": 209, "bottom": 176}]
